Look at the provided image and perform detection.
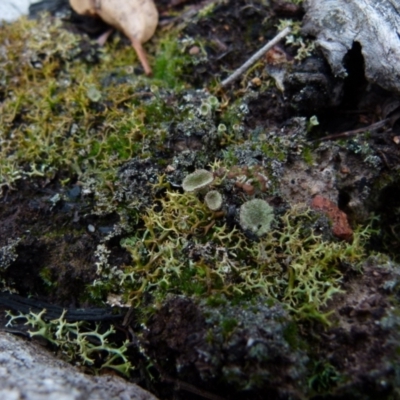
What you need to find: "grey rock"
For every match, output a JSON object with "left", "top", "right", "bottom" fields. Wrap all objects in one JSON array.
[{"left": 0, "top": 332, "right": 157, "bottom": 400}]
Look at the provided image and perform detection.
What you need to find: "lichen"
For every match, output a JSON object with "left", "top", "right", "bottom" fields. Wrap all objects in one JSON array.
[
  {"left": 204, "top": 190, "right": 223, "bottom": 211},
  {"left": 182, "top": 169, "right": 214, "bottom": 192},
  {"left": 239, "top": 199, "right": 274, "bottom": 236},
  {"left": 0, "top": 238, "right": 21, "bottom": 270},
  {"left": 1, "top": 4, "right": 398, "bottom": 399},
  {"left": 144, "top": 295, "right": 309, "bottom": 394},
  {"left": 6, "top": 308, "right": 132, "bottom": 376},
  {"left": 87, "top": 181, "right": 371, "bottom": 324}
]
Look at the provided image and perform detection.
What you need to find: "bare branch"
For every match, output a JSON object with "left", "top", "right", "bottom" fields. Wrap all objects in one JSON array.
[{"left": 221, "top": 26, "right": 291, "bottom": 88}]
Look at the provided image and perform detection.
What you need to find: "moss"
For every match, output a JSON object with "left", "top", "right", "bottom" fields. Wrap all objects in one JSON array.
[
  {"left": 220, "top": 317, "right": 238, "bottom": 339},
  {"left": 152, "top": 35, "right": 192, "bottom": 88},
  {"left": 302, "top": 146, "right": 314, "bottom": 165},
  {"left": 1, "top": 7, "right": 396, "bottom": 398},
  {"left": 39, "top": 266, "right": 57, "bottom": 290},
  {"left": 282, "top": 320, "right": 302, "bottom": 350},
  {"left": 308, "top": 360, "right": 343, "bottom": 394},
  {"left": 0, "top": 14, "right": 199, "bottom": 198}
]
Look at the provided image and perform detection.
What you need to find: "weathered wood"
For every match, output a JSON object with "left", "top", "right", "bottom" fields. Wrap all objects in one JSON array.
[{"left": 302, "top": 0, "right": 400, "bottom": 93}]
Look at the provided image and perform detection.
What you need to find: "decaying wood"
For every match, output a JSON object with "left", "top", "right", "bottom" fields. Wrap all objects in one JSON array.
[
  {"left": 69, "top": 0, "right": 158, "bottom": 75},
  {"left": 302, "top": 0, "right": 400, "bottom": 94}
]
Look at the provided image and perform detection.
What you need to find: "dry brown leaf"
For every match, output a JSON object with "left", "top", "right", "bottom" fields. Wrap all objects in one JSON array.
[{"left": 69, "top": 0, "right": 158, "bottom": 75}]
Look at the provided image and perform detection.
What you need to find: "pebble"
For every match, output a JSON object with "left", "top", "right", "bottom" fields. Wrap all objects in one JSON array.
[
  {"left": 311, "top": 195, "right": 353, "bottom": 242},
  {"left": 189, "top": 46, "right": 200, "bottom": 55},
  {"left": 87, "top": 224, "right": 95, "bottom": 233}
]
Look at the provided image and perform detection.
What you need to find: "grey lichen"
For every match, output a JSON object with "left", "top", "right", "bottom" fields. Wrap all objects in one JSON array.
[
  {"left": 204, "top": 190, "right": 223, "bottom": 211},
  {"left": 239, "top": 199, "right": 274, "bottom": 236},
  {"left": 0, "top": 238, "right": 21, "bottom": 270},
  {"left": 182, "top": 169, "right": 214, "bottom": 192}
]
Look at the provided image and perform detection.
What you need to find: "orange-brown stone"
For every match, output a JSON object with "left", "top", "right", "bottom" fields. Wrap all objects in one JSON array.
[{"left": 311, "top": 195, "right": 353, "bottom": 242}]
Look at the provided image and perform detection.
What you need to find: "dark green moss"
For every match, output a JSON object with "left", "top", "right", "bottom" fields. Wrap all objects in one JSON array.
[{"left": 153, "top": 35, "right": 192, "bottom": 88}]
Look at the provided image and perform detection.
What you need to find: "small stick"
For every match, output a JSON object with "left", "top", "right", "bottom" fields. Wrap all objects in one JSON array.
[
  {"left": 221, "top": 26, "right": 291, "bottom": 88},
  {"left": 313, "top": 118, "right": 389, "bottom": 142}
]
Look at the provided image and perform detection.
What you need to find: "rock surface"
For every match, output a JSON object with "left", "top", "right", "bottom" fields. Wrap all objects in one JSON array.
[
  {"left": 0, "top": 332, "right": 157, "bottom": 400},
  {"left": 311, "top": 195, "right": 353, "bottom": 241}
]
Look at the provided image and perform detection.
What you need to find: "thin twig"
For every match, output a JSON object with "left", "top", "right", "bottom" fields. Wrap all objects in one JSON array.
[
  {"left": 313, "top": 118, "right": 389, "bottom": 142},
  {"left": 221, "top": 26, "right": 291, "bottom": 88}
]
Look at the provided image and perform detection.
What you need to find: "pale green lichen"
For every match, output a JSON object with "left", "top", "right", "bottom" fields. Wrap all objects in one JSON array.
[
  {"left": 204, "top": 190, "right": 223, "bottom": 211},
  {"left": 277, "top": 19, "right": 315, "bottom": 61},
  {"left": 182, "top": 169, "right": 214, "bottom": 192},
  {"left": 239, "top": 199, "right": 274, "bottom": 236},
  {"left": 6, "top": 308, "right": 132, "bottom": 376}
]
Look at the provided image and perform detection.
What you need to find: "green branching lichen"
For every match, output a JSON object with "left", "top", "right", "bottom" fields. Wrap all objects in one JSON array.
[
  {"left": 1, "top": 6, "right": 395, "bottom": 398},
  {"left": 6, "top": 309, "right": 132, "bottom": 376},
  {"left": 88, "top": 181, "right": 370, "bottom": 323}
]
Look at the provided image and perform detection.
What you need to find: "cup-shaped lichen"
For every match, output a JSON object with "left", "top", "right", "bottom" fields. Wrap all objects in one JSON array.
[
  {"left": 182, "top": 169, "right": 214, "bottom": 192},
  {"left": 205, "top": 190, "right": 223, "bottom": 211},
  {"left": 217, "top": 124, "right": 227, "bottom": 135},
  {"left": 199, "top": 102, "right": 212, "bottom": 117},
  {"left": 239, "top": 199, "right": 274, "bottom": 236},
  {"left": 208, "top": 95, "right": 219, "bottom": 108}
]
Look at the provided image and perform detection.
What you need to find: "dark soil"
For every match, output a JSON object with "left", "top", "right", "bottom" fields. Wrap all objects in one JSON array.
[{"left": 0, "top": 179, "right": 129, "bottom": 305}]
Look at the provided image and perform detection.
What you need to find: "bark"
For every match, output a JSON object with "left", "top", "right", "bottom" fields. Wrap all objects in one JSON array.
[
  {"left": 0, "top": 332, "right": 157, "bottom": 400},
  {"left": 302, "top": 0, "right": 400, "bottom": 93}
]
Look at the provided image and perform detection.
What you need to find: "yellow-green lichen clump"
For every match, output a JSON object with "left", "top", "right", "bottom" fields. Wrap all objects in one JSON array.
[
  {"left": 91, "top": 183, "right": 370, "bottom": 323},
  {"left": 0, "top": 13, "right": 196, "bottom": 196}
]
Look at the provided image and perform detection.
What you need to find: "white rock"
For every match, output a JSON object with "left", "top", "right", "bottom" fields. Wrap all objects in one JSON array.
[
  {"left": 0, "top": 332, "right": 158, "bottom": 400},
  {"left": 0, "top": 0, "right": 32, "bottom": 23}
]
